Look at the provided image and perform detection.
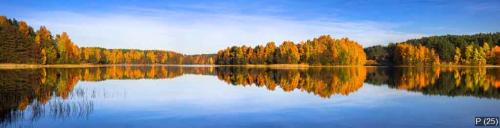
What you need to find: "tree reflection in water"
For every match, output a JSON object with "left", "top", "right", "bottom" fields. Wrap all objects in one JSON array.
[
  {"left": 215, "top": 67, "right": 367, "bottom": 98},
  {"left": 365, "top": 67, "right": 500, "bottom": 98},
  {"left": 1, "top": 66, "right": 499, "bottom": 126}
]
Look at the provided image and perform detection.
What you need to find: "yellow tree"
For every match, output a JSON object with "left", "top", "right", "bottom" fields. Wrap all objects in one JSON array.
[
  {"left": 35, "top": 26, "right": 57, "bottom": 64},
  {"left": 276, "top": 41, "right": 300, "bottom": 64},
  {"left": 115, "top": 50, "right": 124, "bottom": 64},
  {"left": 94, "top": 49, "right": 101, "bottom": 63},
  {"left": 264, "top": 42, "right": 276, "bottom": 64},
  {"left": 463, "top": 45, "right": 474, "bottom": 64},
  {"left": 158, "top": 52, "right": 168, "bottom": 64},
  {"left": 394, "top": 43, "right": 439, "bottom": 65},
  {"left": 103, "top": 50, "right": 115, "bottom": 64},
  {"left": 454, "top": 47, "right": 461, "bottom": 64},
  {"left": 55, "top": 32, "right": 80, "bottom": 63},
  {"left": 146, "top": 51, "right": 157, "bottom": 64}
]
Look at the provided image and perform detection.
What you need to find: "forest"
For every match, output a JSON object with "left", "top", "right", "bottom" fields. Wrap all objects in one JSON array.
[
  {"left": 1, "top": 15, "right": 500, "bottom": 66},
  {"left": 215, "top": 35, "right": 367, "bottom": 65},
  {"left": 0, "top": 16, "right": 215, "bottom": 65},
  {"left": 365, "top": 33, "right": 500, "bottom": 65}
]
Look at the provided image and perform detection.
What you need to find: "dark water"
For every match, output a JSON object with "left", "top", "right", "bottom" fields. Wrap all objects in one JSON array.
[{"left": 0, "top": 66, "right": 499, "bottom": 128}]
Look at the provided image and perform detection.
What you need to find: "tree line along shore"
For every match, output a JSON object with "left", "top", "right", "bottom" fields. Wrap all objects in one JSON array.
[{"left": 1, "top": 15, "right": 499, "bottom": 66}]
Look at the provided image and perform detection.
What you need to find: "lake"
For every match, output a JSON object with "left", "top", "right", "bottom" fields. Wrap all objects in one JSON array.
[{"left": 1, "top": 66, "right": 499, "bottom": 127}]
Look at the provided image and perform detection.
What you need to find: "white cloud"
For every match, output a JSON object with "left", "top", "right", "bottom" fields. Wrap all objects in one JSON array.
[{"left": 22, "top": 8, "right": 424, "bottom": 54}]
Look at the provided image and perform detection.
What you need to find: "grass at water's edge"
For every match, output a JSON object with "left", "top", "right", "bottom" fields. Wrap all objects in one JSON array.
[{"left": 0, "top": 63, "right": 499, "bottom": 69}]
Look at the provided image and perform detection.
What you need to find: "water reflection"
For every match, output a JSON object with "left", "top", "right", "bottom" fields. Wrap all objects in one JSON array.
[
  {"left": 0, "top": 69, "right": 94, "bottom": 127},
  {"left": 365, "top": 67, "right": 500, "bottom": 98},
  {"left": 215, "top": 67, "right": 366, "bottom": 98},
  {"left": 0, "top": 66, "right": 499, "bottom": 126}
]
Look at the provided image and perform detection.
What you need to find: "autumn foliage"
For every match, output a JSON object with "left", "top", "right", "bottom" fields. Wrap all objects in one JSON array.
[
  {"left": 0, "top": 16, "right": 214, "bottom": 65},
  {"left": 215, "top": 67, "right": 367, "bottom": 98},
  {"left": 365, "top": 33, "right": 500, "bottom": 65},
  {"left": 2, "top": 66, "right": 500, "bottom": 124},
  {"left": 394, "top": 43, "right": 440, "bottom": 65},
  {"left": 3, "top": 15, "right": 500, "bottom": 66},
  {"left": 216, "top": 35, "right": 367, "bottom": 65}
]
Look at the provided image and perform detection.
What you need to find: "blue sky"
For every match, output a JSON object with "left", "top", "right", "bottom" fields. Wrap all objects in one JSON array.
[{"left": 1, "top": 0, "right": 499, "bottom": 54}]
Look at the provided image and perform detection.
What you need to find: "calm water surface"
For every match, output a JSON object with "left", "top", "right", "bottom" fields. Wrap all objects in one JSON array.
[{"left": 1, "top": 66, "right": 499, "bottom": 127}]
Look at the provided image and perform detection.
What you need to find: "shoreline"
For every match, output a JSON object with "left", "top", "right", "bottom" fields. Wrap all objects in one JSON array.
[
  {"left": 0, "top": 64, "right": 213, "bottom": 69},
  {"left": 0, "top": 63, "right": 499, "bottom": 69}
]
